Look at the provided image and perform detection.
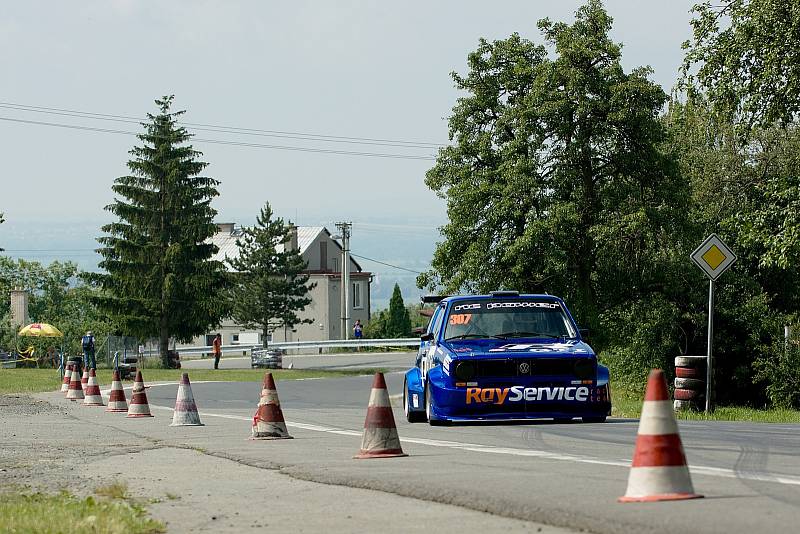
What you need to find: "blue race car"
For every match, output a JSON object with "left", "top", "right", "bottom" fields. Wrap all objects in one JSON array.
[{"left": 403, "top": 291, "right": 611, "bottom": 425}]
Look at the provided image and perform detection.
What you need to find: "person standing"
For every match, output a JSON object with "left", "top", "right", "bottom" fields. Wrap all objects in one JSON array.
[
  {"left": 353, "top": 320, "right": 363, "bottom": 339},
  {"left": 212, "top": 333, "right": 222, "bottom": 370},
  {"left": 82, "top": 331, "right": 96, "bottom": 370}
]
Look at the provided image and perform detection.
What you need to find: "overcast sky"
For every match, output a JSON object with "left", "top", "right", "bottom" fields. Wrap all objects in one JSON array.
[{"left": 0, "top": 1, "right": 697, "bottom": 299}]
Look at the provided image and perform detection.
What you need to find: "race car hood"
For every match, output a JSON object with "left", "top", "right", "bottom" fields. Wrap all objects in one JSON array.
[{"left": 441, "top": 338, "right": 595, "bottom": 359}]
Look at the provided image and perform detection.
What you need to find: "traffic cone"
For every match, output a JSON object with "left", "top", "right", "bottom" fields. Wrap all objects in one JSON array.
[
  {"left": 66, "top": 369, "right": 85, "bottom": 401},
  {"left": 106, "top": 370, "right": 128, "bottom": 413},
  {"left": 60, "top": 363, "right": 72, "bottom": 394},
  {"left": 127, "top": 370, "right": 153, "bottom": 418},
  {"left": 619, "top": 369, "right": 703, "bottom": 502},
  {"left": 171, "top": 373, "right": 203, "bottom": 426},
  {"left": 81, "top": 368, "right": 89, "bottom": 391},
  {"left": 354, "top": 372, "right": 407, "bottom": 459},
  {"left": 251, "top": 373, "right": 292, "bottom": 439},
  {"left": 82, "top": 368, "right": 104, "bottom": 406}
]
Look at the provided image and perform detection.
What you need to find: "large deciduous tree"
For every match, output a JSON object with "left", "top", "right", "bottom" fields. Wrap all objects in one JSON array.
[
  {"left": 90, "top": 96, "right": 227, "bottom": 367},
  {"left": 226, "top": 203, "right": 314, "bottom": 348},
  {"left": 419, "top": 0, "right": 686, "bottom": 332},
  {"left": 683, "top": 0, "right": 800, "bottom": 133}
]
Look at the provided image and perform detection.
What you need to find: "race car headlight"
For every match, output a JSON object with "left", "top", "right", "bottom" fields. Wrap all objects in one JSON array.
[
  {"left": 454, "top": 360, "right": 476, "bottom": 382},
  {"left": 573, "top": 359, "right": 594, "bottom": 380}
]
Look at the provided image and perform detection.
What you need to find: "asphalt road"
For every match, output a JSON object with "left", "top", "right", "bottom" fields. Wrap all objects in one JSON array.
[
  {"left": 120, "top": 372, "right": 800, "bottom": 534},
  {"left": 181, "top": 351, "right": 415, "bottom": 371}
]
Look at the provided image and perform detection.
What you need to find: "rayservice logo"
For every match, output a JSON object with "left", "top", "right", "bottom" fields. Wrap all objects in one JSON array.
[{"left": 465, "top": 386, "right": 590, "bottom": 404}]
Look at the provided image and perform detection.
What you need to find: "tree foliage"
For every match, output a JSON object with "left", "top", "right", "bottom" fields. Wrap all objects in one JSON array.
[
  {"left": 385, "top": 283, "right": 411, "bottom": 337},
  {"left": 88, "top": 96, "right": 228, "bottom": 366},
  {"left": 683, "top": 0, "right": 800, "bottom": 132},
  {"left": 226, "top": 203, "right": 314, "bottom": 347},
  {"left": 0, "top": 258, "right": 117, "bottom": 359},
  {"left": 419, "top": 0, "right": 686, "bottom": 335}
]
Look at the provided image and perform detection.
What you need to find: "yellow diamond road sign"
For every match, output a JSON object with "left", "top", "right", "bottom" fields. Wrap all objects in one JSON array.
[{"left": 691, "top": 234, "right": 736, "bottom": 281}]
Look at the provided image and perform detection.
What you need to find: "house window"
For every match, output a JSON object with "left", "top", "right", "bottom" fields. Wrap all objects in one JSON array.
[
  {"left": 353, "top": 281, "right": 364, "bottom": 309},
  {"left": 232, "top": 334, "right": 239, "bottom": 343}
]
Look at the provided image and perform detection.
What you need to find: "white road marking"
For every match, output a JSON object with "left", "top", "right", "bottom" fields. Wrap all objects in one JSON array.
[{"left": 140, "top": 402, "right": 800, "bottom": 488}]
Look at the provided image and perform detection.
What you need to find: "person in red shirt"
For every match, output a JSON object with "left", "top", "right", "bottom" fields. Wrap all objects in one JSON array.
[{"left": 212, "top": 333, "right": 222, "bottom": 370}]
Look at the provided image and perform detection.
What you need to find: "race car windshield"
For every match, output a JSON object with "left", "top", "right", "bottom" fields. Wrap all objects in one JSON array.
[{"left": 444, "top": 299, "right": 576, "bottom": 341}]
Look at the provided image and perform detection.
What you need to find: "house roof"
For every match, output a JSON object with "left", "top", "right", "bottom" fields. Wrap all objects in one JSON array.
[{"left": 210, "top": 224, "right": 362, "bottom": 272}]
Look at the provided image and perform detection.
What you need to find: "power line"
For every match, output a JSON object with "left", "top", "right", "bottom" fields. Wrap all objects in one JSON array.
[
  {"left": 0, "top": 101, "right": 446, "bottom": 149},
  {"left": 3, "top": 248, "right": 427, "bottom": 274},
  {"left": 0, "top": 116, "right": 437, "bottom": 161},
  {"left": 350, "top": 253, "right": 424, "bottom": 274}
]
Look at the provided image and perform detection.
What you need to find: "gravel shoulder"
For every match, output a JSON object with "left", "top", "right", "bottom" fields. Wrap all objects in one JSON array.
[{"left": 1, "top": 394, "right": 573, "bottom": 533}]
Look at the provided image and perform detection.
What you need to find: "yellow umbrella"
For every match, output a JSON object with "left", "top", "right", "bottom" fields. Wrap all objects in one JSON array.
[{"left": 18, "top": 323, "right": 64, "bottom": 338}]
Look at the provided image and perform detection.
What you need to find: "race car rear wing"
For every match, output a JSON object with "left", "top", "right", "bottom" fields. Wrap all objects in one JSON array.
[{"left": 421, "top": 295, "right": 450, "bottom": 304}]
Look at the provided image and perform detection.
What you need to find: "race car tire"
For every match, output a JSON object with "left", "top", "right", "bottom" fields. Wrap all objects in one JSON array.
[
  {"left": 582, "top": 415, "right": 607, "bottom": 423},
  {"left": 674, "top": 377, "right": 704, "bottom": 390},
  {"left": 673, "top": 399, "right": 702, "bottom": 411},
  {"left": 675, "top": 366, "right": 702, "bottom": 379},
  {"left": 554, "top": 417, "right": 574, "bottom": 424},
  {"left": 426, "top": 381, "right": 448, "bottom": 426},
  {"left": 674, "top": 356, "right": 705, "bottom": 368},
  {"left": 674, "top": 388, "right": 702, "bottom": 401},
  {"left": 404, "top": 378, "right": 426, "bottom": 423}
]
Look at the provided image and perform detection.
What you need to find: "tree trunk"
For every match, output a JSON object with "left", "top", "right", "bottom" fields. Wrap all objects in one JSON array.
[
  {"left": 262, "top": 327, "right": 269, "bottom": 349},
  {"left": 160, "top": 319, "right": 169, "bottom": 368}
]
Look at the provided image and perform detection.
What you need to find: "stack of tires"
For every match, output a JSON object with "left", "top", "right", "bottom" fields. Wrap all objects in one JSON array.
[{"left": 674, "top": 356, "right": 706, "bottom": 411}]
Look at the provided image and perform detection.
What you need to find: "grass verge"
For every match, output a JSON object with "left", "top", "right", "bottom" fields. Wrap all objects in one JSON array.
[
  {"left": 0, "top": 489, "right": 164, "bottom": 534},
  {"left": 0, "top": 367, "right": 386, "bottom": 394},
  {"left": 610, "top": 380, "right": 800, "bottom": 423}
]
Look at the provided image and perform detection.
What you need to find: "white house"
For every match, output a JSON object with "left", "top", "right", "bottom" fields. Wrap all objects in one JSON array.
[{"left": 189, "top": 223, "right": 372, "bottom": 348}]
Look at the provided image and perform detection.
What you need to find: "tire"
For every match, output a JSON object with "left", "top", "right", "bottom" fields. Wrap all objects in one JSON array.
[
  {"left": 554, "top": 417, "right": 574, "bottom": 424},
  {"left": 426, "top": 381, "right": 448, "bottom": 426},
  {"left": 674, "top": 356, "right": 706, "bottom": 368},
  {"left": 582, "top": 415, "right": 607, "bottom": 423},
  {"left": 674, "top": 388, "right": 702, "bottom": 401},
  {"left": 404, "top": 378, "right": 425, "bottom": 423},
  {"left": 675, "top": 366, "right": 702, "bottom": 379},
  {"left": 673, "top": 399, "right": 701, "bottom": 412},
  {"left": 674, "top": 377, "right": 704, "bottom": 390}
]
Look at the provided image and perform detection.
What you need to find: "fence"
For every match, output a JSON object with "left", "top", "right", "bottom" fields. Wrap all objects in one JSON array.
[{"left": 144, "top": 338, "right": 421, "bottom": 359}]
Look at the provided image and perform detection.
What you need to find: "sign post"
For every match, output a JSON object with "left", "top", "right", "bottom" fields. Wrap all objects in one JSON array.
[{"left": 690, "top": 234, "right": 736, "bottom": 413}]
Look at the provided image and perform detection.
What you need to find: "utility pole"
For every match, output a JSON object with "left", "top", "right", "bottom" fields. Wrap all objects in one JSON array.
[{"left": 335, "top": 222, "right": 352, "bottom": 340}]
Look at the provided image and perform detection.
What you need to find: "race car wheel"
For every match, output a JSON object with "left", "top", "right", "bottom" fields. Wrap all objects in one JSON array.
[
  {"left": 582, "top": 415, "right": 607, "bottom": 423},
  {"left": 674, "top": 388, "right": 701, "bottom": 401},
  {"left": 675, "top": 366, "right": 701, "bottom": 378},
  {"left": 426, "top": 381, "right": 447, "bottom": 426},
  {"left": 674, "top": 377, "right": 704, "bottom": 390},
  {"left": 404, "top": 378, "right": 425, "bottom": 423}
]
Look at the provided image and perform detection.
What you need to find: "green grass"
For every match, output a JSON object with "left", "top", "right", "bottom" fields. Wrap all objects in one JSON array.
[
  {"left": 0, "top": 367, "right": 386, "bottom": 394},
  {"left": 0, "top": 490, "right": 164, "bottom": 534},
  {"left": 610, "top": 380, "right": 800, "bottom": 423}
]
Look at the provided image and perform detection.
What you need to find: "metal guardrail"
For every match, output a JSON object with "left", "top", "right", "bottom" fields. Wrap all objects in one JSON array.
[{"left": 160, "top": 338, "right": 421, "bottom": 357}]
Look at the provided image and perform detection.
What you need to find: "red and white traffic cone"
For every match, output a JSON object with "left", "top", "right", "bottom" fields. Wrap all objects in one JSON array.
[
  {"left": 251, "top": 373, "right": 291, "bottom": 439},
  {"left": 127, "top": 370, "right": 153, "bottom": 418},
  {"left": 82, "top": 368, "right": 104, "bottom": 406},
  {"left": 66, "top": 368, "right": 85, "bottom": 402},
  {"left": 106, "top": 370, "right": 128, "bottom": 413},
  {"left": 619, "top": 369, "right": 703, "bottom": 502},
  {"left": 354, "top": 372, "right": 407, "bottom": 459},
  {"left": 81, "top": 368, "right": 89, "bottom": 391},
  {"left": 60, "top": 363, "right": 72, "bottom": 394},
  {"left": 171, "top": 373, "right": 203, "bottom": 426}
]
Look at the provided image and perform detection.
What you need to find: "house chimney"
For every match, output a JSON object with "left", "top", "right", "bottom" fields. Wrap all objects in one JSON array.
[
  {"left": 286, "top": 224, "right": 299, "bottom": 252},
  {"left": 216, "top": 223, "right": 235, "bottom": 234},
  {"left": 10, "top": 288, "right": 29, "bottom": 327}
]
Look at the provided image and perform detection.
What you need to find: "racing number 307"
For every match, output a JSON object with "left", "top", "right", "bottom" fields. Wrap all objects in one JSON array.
[{"left": 449, "top": 314, "right": 472, "bottom": 325}]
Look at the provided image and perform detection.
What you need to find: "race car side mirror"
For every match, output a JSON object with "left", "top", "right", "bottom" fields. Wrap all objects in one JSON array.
[{"left": 420, "top": 332, "right": 434, "bottom": 342}]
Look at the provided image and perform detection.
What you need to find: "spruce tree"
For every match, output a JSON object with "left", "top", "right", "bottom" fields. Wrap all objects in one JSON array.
[
  {"left": 386, "top": 283, "right": 411, "bottom": 337},
  {"left": 227, "top": 203, "right": 314, "bottom": 347},
  {"left": 91, "top": 96, "right": 227, "bottom": 367}
]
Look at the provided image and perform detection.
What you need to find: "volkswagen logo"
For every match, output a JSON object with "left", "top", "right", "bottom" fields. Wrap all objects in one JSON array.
[{"left": 519, "top": 362, "right": 530, "bottom": 374}]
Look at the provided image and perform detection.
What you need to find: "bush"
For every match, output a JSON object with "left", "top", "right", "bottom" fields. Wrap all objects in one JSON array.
[{"left": 754, "top": 335, "right": 800, "bottom": 409}]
